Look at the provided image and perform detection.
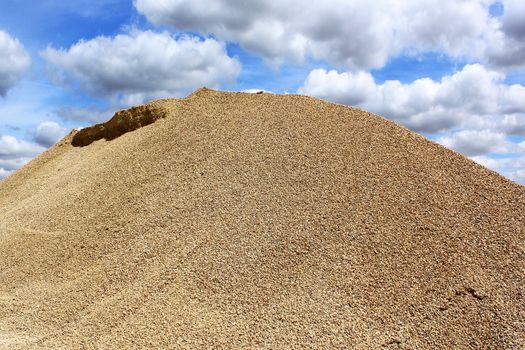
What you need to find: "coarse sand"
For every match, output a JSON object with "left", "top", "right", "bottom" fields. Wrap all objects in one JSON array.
[{"left": 0, "top": 88, "right": 524, "bottom": 349}]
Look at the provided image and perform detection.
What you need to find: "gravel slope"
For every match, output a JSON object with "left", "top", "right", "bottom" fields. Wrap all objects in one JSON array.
[{"left": 0, "top": 88, "right": 524, "bottom": 349}]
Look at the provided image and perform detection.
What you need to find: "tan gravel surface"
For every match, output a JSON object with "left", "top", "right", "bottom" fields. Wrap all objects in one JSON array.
[{"left": 0, "top": 88, "right": 524, "bottom": 349}]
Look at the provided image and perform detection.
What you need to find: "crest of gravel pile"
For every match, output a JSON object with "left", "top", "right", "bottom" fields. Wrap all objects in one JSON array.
[{"left": 0, "top": 88, "right": 524, "bottom": 349}]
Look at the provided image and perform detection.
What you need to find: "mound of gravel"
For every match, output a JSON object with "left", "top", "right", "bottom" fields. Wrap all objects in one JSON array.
[{"left": 0, "top": 88, "right": 524, "bottom": 349}]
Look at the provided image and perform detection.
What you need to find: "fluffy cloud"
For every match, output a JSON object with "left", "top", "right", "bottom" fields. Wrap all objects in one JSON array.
[
  {"left": 135, "top": 0, "right": 502, "bottom": 69},
  {"left": 299, "top": 64, "right": 525, "bottom": 134},
  {"left": 0, "top": 121, "right": 68, "bottom": 179},
  {"left": 0, "top": 135, "right": 44, "bottom": 159},
  {"left": 0, "top": 135, "right": 44, "bottom": 179},
  {"left": 470, "top": 154, "right": 525, "bottom": 184},
  {"left": 55, "top": 106, "right": 114, "bottom": 124},
  {"left": 299, "top": 63, "right": 525, "bottom": 184},
  {"left": 500, "top": 0, "right": 525, "bottom": 40},
  {"left": 436, "top": 130, "right": 513, "bottom": 156},
  {"left": 0, "top": 30, "right": 31, "bottom": 96},
  {"left": 0, "top": 158, "right": 30, "bottom": 173},
  {"left": 41, "top": 30, "right": 241, "bottom": 102},
  {"left": 484, "top": 0, "right": 525, "bottom": 69},
  {"left": 34, "top": 121, "right": 68, "bottom": 147},
  {"left": 135, "top": 0, "right": 525, "bottom": 71},
  {"left": 0, "top": 168, "right": 10, "bottom": 179}
]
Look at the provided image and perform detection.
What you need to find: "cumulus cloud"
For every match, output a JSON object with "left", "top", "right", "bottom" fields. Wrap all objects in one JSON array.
[
  {"left": 55, "top": 106, "right": 115, "bottom": 124},
  {"left": 500, "top": 0, "right": 525, "bottom": 40},
  {"left": 299, "top": 64, "right": 525, "bottom": 134},
  {"left": 0, "top": 135, "right": 44, "bottom": 179},
  {"left": 0, "top": 158, "right": 29, "bottom": 173},
  {"left": 299, "top": 63, "right": 525, "bottom": 184},
  {"left": 0, "top": 30, "right": 31, "bottom": 96},
  {"left": 0, "top": 121, "right": 68, "bottom": 179},
  {"left": 512, "top": 170, "right": 525, "bottom": 184},
  {"left": 483, "top": 0, "right": 525, "bottom": 69},
  {"left": 134, "top": 0, "right": 499, "bottom": 69},
  {"left": 41, "top": 30, "right": 241, "bottom": 103},
  {"left": 436, "top": 130, "right": 513, "bottom": 156},
  {"left": 34, "top": 121, "right": 69, "bottom": 147},
  {"left": 0, "top": 135, "right": 44, "bottom": 159},
  {"left": 470, "top": 155, "right": 503, "bottom": 169},
  {"left": 0, "top": 168, "right": 10, "bottom": 179},
  {"left": 470, "top": 154, "right": 525, "bottom": 184},
  {"left": 134, "top": 0, "right": 525, "bottom": 71}
]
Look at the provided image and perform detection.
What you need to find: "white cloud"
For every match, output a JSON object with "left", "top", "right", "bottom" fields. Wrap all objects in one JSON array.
[
  {"left": 0, "top": 168, "right": 10, "bottom": 178},
  {"left": 0, "top": 30, "right": 31, "bottom": 96},
  {"left": 0, "top": 135, "right": 44, "bottom": 179},
  {"left": 34, "top": 121, "right": 68, "bottom": 147},
  {"left": 470, "top": 154, "right": 503, "bottom": 169},
  {"left": 512, "top": 169, "right": 525, "bottom": 184},
  {"left": 436, "top": 129, "right": 513, "bottom": 156},
  {"left": 0, "top": 121, "right": 69, "bottom": 180},
  {"left": 483, "top": 0, "right": 525, "bottom": 69},
  {"left": 500, "top": 0, "right": 525, "bottom": 40},
  {"left": 134, "top": 0, "right": 525, "bottom": 71},
  {"left": 299, "top": 63, "right": 525, "bottom": 184},
  {"left": 299, "top": 64, "right": 525, "bottom": 134},
  {"left": 470, "top": 154, "right": 525, "bottom": 184},
  {"left": 0, "top": 135, "right": 44, "bottom": 159},
  {"left": 0, "top": 157, "right": 29, "bottom": 172},
  {"left": 55, "top": 106, "right": 115, "bottom": 124},
  {"left": 41, "top": 30, "right": 241, "bottom": 103},
  {"left": 134, "top": 0, "right": 501, "bottom": 69}
]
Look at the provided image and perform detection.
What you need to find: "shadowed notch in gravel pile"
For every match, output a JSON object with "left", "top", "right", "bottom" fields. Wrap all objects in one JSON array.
[
  {"left": 71, "top": 104, "right": 167, "bottom": 147},
  {"left": 0, "top": 88, "right": 524, "bottom": 349}
]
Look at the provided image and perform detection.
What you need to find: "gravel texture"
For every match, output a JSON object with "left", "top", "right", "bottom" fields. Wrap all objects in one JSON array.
[{"left": 0, "top": 88, "right": 524, "bottom": 349}]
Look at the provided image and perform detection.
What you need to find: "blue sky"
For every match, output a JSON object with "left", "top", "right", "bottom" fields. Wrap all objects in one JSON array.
[{"left": 1, "top": 0, "right": 525, "bottom": 183}]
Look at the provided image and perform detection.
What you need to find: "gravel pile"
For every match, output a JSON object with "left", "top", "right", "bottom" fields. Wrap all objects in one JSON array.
[{"left": 0, "top": 88, "right": 524, "bottom": 349}]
